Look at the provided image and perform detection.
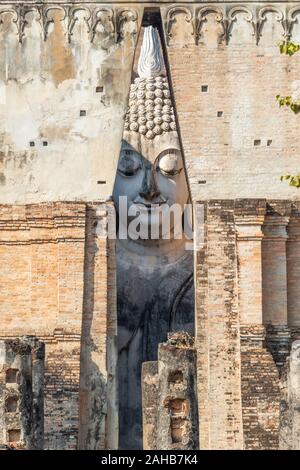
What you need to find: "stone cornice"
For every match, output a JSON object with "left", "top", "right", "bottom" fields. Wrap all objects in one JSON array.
[
  {"left": 162, "top": 3, "right": 300, "bottom": 45},
  {"left": 0, "top": 201, "right": 114, "bottom": 244},
  {"left": 0, "top": 3, "right": 140, "bottom": 43},
  {"left": 262, "top": 216, "right": 289, "bottom": 240},
  {"left": 1, "top": 2, "right": 300, "bottom": 45},
  {"left": 3, "top": 1, "right": 300, "bottom": 3},
  {"left": 0, "top": 331, "right": 82, "bottom": 342},
  {"left": 0, "top": 202, "right": 87, "bottom": 243}
]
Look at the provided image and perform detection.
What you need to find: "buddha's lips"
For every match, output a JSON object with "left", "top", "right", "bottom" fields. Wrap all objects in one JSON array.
[{"left": 133, "top": 202, "right": 169, "bottom": 212}]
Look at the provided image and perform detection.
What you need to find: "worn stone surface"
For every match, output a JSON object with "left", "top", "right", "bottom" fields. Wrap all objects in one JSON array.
[
  {"left": 265, "top": 325, "right": 291, "bottom": 370},
  {"left": 157, "top": 333, "right": 199, "bottom": 450},
  {"left": 280, "top": 339, "right": 300, "bottom": 449},
  {"left": 142, "top": 361, "right": 158, "bottom": 450},
  {"left": 142, "top": 333, "right": 199, "bottom": 450},
  {"left": 22, "top": 336, "right": 45, "bottom": 450},
  {"left": 0, "top": 337, "right": 44, "bottom": 450}
]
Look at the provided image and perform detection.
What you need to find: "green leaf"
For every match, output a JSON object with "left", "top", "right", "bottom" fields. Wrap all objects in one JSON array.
[{"left": 278, "top": 41, "right": 300, "bottom": 56}]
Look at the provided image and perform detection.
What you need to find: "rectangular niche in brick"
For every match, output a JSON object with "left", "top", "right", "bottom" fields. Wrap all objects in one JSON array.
[
  {"left": 5, "top": 396, "right": 18, "bottom": 413},
  {"left": 8, "top": 429, "right": 21, "bottom": 443},
  {"left": 6, "top": 369, "right": 18, "bottom": 383},
  {"left": 168, "top": 398, "right": 188, "bottom": 417},
  {"left": 167, "top": 398, "right": 190, "bottom": 444},
  {"left": 168, "top": 370, "right": 183, "bottom": 385},
  {"left": 170, "top": 417, "right": 185, "bottom": 443}
]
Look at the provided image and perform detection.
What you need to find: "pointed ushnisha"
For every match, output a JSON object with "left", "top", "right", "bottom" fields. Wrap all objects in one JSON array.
[
  {"left": 124, "top": 26, "right": 176, "bottom": 140},
  {"left": 137, "top": 26, "right": 164, "bottom": 79}
]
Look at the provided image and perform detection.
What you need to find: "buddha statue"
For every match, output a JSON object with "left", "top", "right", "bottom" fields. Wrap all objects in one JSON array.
[{"left": 112, "top": 26, "right": 195, "bottom": 449}]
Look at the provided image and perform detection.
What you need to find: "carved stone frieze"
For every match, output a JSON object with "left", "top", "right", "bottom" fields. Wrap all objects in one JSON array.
[
  {"left": 0, "top": 4, "right": 138, "bottom": 45},
  {"left": 2, "top": 3, "right": 300, "bottom": 47},
  {"left": 162, "top": 4, "right": 300, "bottom": 46},
  {"left": 165, "top": 6, "right": 194, "bottom": 45}
]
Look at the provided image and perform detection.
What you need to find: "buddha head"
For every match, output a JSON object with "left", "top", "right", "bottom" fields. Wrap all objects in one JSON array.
[{"left": 113, "top": 26, "right": 189, "bottom": 239}]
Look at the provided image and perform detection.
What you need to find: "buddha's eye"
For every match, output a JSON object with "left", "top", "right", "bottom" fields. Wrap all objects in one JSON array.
[
  {"left": 118, "top": 150, "right": 141, "bottom": 177},
  {"left": 157, "top": 151, "right": 183, "bottom": 177}
]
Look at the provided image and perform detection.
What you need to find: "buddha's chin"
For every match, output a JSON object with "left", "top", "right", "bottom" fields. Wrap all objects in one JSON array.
[
  {"left": 128, "top": 220, "right": 176, "bottom": 241},
  {"left": 128, "top": 212, "right": 154, "bottom": 231},
  {"left": 126, "top": 203, "right": 178, "bottom": 240}
]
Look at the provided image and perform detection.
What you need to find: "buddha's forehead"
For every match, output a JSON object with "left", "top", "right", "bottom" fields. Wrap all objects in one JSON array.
[{"left": 122, "top": 130, "right": 181, "bottom": 163}]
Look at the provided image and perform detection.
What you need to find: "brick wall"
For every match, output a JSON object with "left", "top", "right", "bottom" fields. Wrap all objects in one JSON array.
[
  {"left": 0, "top": 202, "right": 115, "bottom": 449},
  {"left": 240, "top": 325, "right": 280, "bottom": 450},
  {"left": 43, "top": 337, "right": 81, "bottom": 450},
  {"left": 194, "top": 199, "right": 300, "bottom": 449},
  {"left": 0, "top": 202, "right": 86, "bottom": 448},
  {"left": 162, "top": 4, "right": 300, "bottom": 202}
]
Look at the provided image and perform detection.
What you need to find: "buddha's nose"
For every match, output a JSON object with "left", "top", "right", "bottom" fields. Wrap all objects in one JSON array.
[{"left": 139, "top": 168, "right": 160, "bottom": 201}]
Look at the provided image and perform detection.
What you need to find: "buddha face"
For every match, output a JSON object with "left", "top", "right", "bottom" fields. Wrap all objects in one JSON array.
[{"left": 113, "top": 131, "right": 189, "bottom": 238}]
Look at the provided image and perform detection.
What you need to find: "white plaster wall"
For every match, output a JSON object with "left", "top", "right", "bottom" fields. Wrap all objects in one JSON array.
[{"left": 0, "top": 6, "right": 142, "bottom": 203}]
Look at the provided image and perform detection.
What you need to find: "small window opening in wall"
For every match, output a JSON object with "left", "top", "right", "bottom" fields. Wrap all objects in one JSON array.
[
  {"left": 170, "top": 417, "right": 185, "bottom": 443},
  {"left": 165, "top": 398, "right": 190, "bottom": 444},
  {"left": 8, "top": 429, "right": 21, "bottom": 443},
  {"left": 198, "top": 180, "right": 206, "bottom": 184},
  {"left": 97, "top": 180, "right": 106, "bottom": 184},
  {"left": 201, "top": 85, "right": 208, "bottom": 93},
  {"left": 254, "top": 139, "right": 261, "bottom": 146},
  {"left": 267, "top": 140, "right": 272, "bottom": 146},
  {"left": 5, "top": 396, "right": 18, "bottom": 413},
  {"left": 43, "top": 141, "right": 48, "bottom": 147},
  {"left": 80, "top": 110, "right": 86, "bottom": 117},
  {"left": 164, "top": 397, "right": 189, "bottom": 418},
  {"left": 96, "top": 86, "right": 103, "bottom": 93},
  {"left": 29, "top": 141, "right": 35, "bottom": 147},
  {"left": 217, "top": 111, "right": 223, "bottom": 117},
  {"left": 6, "top": 369, "right": 18, "bottom": 384},
  {"left": 168, "top": 370, "right": 183, "bottom": 385}
]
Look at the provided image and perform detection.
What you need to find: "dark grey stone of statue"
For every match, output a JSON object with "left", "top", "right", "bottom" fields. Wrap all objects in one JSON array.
[{"left": 117, "top": 248, "right": 194, "bottom": 449}]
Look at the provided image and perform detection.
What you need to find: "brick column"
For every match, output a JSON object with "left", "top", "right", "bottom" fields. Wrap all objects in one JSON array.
[
  {"left": 78, "top": 202, "right": 118, "bottom": 450},
  {"left": 262, "top": 207, "right": 289, "bottom": 326},
  {"left": 195, "top": 200, "right": 243, "bottom": 450},
  {"left": 287, "top": 208, "right": 300, "bottom": 329},
  {"left": 262, "top": 203, "right": 290, "bottom": 368},
  {"left": 235, "top": 201, "right": 281, "bottom": 449},
  {"left": 235, "top": 200, "right": 266, "bottom": 325}
]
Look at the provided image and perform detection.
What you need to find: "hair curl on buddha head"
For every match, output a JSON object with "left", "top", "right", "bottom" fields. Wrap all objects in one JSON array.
[
  {"left": 124, "top": 77, "right": 177, "bottom": 140},
  {"left": 123, "top": 26, "right": 177, "bottom": 140}
]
